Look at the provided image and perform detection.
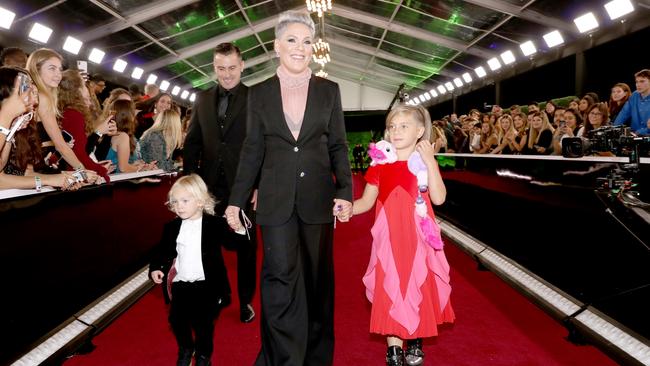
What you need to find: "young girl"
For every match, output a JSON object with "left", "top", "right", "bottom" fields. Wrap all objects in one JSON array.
[
  {"left": 149, "top": 174, "right": 232, "bottom": 366},
  {"left": 353, "top": 104, "right": 455, "bottom": 366}
]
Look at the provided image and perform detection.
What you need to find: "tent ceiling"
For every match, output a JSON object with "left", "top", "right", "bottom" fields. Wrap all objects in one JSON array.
[{"left": 4, "top": 0, "right": 650, "bottom": 98}]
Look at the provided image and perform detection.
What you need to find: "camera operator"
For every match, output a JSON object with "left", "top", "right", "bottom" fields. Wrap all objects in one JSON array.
[{"left": 583, "top": 103, "right": 610, "bottom": 137}]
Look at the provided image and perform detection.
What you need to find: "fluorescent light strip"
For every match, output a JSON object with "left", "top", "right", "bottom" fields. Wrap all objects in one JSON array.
[
  {"left": 10, "top": 321, "right": 88, "bottom": 365},
  {"left": 77, "top": 269, "right": 149, "bottom": 324},
  {"left": 575, "top": 310, "right": 650, "bottom": 364},
  {"left": 479, "top": 249, "right": 581, "bottom": 315}
]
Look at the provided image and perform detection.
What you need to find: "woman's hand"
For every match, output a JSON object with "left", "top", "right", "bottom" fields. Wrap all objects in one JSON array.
[
  {"left": 225, "top": 205, "right": 243, "bottom": 231},
  {"left": 0, "top": 78, "right": 31, "bottom": 128},
  {"left": 150, "top": 270, "right": 164, "bottom": 284},
  {"left": 333, "top": 199, "right": 352, "bottom": 222},
  {"left": 95, "top": 114, "right": 116, "bottom": 136}
]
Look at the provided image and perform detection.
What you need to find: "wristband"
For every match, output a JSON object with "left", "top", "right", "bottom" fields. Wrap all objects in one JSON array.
[
  {"left": 0, "top": 126, "right": 10, "bottom": 137},
  {"left": 34, "top": 176, "right": 42, "bottom": 192},
  {"left": 95, "top": 130, "right": 103, "bottom": 137}
]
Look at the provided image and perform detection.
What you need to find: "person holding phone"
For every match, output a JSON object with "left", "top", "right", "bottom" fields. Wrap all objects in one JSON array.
[
  {"left": 1, "top": 67, "right": 88, "bottom": 191},
  {"left": 26, "top": 48, "right": 90, "bottom": 173}
]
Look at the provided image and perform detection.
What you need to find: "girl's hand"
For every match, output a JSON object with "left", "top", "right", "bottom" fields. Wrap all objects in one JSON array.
[
  {"left": 150, "top": 270, "right": 164, "bottom": 284},
  {"left": 0, "top": 78, "right": 31, "bottom": 127},
  {"left": 96, "top": 114, "right": 115, "bottom": 135},
  {"left": 416, "top": 140, "right": 436, "bottom": 167},
  {"left": 333, "top": 199, "right": 352, "bottom": 222}
]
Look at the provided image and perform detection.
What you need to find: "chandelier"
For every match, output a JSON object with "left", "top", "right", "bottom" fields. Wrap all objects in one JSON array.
[
  {"left": 312, "top": 38, "right": 330, "bottom": 66},
  {"left": 306, "top": 0, "right": 332, "bottom": 17},
  {"left": 316, "top": 68, "right": 328, "bottom": 78}
]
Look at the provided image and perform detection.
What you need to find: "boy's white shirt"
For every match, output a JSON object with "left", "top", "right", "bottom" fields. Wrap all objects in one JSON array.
[{"left": 173, "top": 216, "right": 205, "bottom": 282}]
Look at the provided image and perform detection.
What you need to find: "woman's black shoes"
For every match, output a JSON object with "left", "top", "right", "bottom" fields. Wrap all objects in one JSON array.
[
  {"left": 405, "top": 338, "right": 424, "bottom": 366},
  {"left": 386, "top": 345, "right": 405, "bottom": 366}
]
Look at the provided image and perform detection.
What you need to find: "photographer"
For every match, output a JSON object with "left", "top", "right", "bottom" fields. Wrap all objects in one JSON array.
[{"left": 1, "top": 67, "right": 89, "bottom": 191}]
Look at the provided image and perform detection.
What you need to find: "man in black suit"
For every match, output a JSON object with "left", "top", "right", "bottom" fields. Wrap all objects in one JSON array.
[{"left": 183, "top": 43, "right": 257, "bottom": 323}]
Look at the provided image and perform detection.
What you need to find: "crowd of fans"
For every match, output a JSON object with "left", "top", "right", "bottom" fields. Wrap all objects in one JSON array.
[
  {"left": 0, "top": 46, "right": 189, "bottom": 192},
  {"left": 426, "top": 68, "right": 650, "bottom": 156},
  {"left": 1, "top": 45, "right": 648, "bottom": 192}
]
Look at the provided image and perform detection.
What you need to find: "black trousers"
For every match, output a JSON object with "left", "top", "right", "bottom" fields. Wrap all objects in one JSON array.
[
  {"left": 255, "top": 212, "right": 335, "bottom": 366},
  {"left": 216, "top": 199, "right": 257, "bottom": 308},
  {"left": 169, "top": 281, "right": 219, "bottom": 357}
]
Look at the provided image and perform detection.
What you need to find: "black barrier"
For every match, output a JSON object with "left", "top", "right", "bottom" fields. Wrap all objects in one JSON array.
[{"left": 0, "top": 173, "right": 176, "bottom": 365}]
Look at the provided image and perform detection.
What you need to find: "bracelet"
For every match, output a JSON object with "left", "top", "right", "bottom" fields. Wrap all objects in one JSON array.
[
  {"left": 34, "top": 176, "right": 42, "bottom": 192},
  {"left": 95, "top": 130, "right": 103, "bottom": 137}
]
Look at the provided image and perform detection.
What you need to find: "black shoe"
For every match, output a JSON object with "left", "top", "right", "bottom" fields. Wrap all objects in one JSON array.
[
  {"left": 386, "top": 345, "right": 404, "bottom": 366},
  {"left": 176, "top": 348, "right": 193, "bottom": 366},
  {"left": 195, "top": 354, "right": 211, "bottom": 366},
  {"left": 405, "top": 338, "right": 424, "bottom": 366},
  {"left": 240, "top": 304, "right": 255, "bottom": 323}
]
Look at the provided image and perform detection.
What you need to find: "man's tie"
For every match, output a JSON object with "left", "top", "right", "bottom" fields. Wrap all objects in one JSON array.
[{"left": 218, "top": 89, "right": 230, "bottom": 122}]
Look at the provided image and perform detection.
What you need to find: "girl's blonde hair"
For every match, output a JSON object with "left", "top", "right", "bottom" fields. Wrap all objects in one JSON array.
[
  {"left": 527, "top": 111, "right": 555, "bottom": 149},
  {"left": 496, "top": 114, "right": 516, "bottom": 143},
  {"left": 385, "top": 103, "right": 432, "bottom": 142},
  {"left": 26, "top": 48, "right": 62, "bottom": 118},
  {"left": 168, "top": 174, "right": 216, "bottom": 216},
  {"left": 141, "top": 109, "right": 183, "bottom": 158}
]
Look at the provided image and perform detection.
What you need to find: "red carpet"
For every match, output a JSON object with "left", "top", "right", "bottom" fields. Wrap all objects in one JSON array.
[{"left": 65, "top": 173, "right": 616, "bottom": 365}]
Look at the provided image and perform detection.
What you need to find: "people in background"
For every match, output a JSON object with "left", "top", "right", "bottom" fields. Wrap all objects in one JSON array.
[
  {"left": 58, "top": 70, "right": 110, "bottom": 180},
  {"left": 0, "top": 47, "right": 28, "bottom": 68},
  {"left": 27, "top": 48, "right": 87, "bottom": 172},
  {"left": 106, "top": 99, "right": 153, "bottom": 173},
  {"left": 526, "top": 111, "right": 554, "bottom": 155},
  {"left": 608, "top": 83, "right": 631, "bottom": 122},
  {"left": 1, "top": 67, "right": 88, "bottom": 191},
  {"left": 140, "top": 109, "right": 182, "bottom": 172},
  {"left": 614, "top": 69, "right": 650, "bottom": 134}
]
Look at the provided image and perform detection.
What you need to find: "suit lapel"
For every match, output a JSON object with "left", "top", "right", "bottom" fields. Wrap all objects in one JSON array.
[
  {"left": 269, "top": 76, "right": 298, "bottom": 143},
  {"left": 296, "top": 77, "right": 317, "bottom": 143},
  {"left": 201, "top": 88, "right": 221, "bottom": 141}
]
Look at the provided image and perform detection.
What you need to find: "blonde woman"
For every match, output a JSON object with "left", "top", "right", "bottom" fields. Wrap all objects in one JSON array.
[
  {"left": 491, "top": 114, "right": 516, "bottom": 154},
  {"left": 526, "top": 111, "right": 554, "bottom": 154},
  {"left": 511, "top": 113, "right": 528, "bottom": 154},
  {"left": 26, "top": 48, "right": 85, "bottom": 170},
  {"left": 140, "top": 109, "right": 182, "bottom": 171}
]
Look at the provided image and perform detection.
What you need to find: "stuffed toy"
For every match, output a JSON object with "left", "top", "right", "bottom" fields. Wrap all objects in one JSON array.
[
  {"left": 407, "top": 151, "right": 443, "bottom": 250},
  {"left": 368, "top": 140, "right": 397, "bottom": 166}
]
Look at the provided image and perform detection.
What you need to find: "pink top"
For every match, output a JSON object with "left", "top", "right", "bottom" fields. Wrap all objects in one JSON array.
[{"left": 276, "top": 66, "right": 311, "bottom": 140}]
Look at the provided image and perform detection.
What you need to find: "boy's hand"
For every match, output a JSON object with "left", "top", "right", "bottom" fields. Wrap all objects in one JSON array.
[{"left": 151, "top": 270, "right": 164, "bottom": 284}]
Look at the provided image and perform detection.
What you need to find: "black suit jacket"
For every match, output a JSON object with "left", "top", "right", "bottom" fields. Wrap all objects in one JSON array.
[
  {"left": 229, "top": 75, "right": 352, "bottom": 225},
  {"left": 149, "top": 214, "right": 231, "bottom": 303},
  {"left": 183, "top": 84, "right": 249, "bottom": 205}
]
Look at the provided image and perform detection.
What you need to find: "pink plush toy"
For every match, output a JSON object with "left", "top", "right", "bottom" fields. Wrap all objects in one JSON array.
[
  {"left": 368, "top": 140, "right": 397, "bottom": 166},
  {"left": 408, "top": 152, "right": 443, "bottom": 250}
]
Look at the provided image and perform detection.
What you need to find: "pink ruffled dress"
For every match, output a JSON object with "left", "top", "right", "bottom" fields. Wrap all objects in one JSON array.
[{"left": 363, "top": 161, "right": 455, "bottom": 338}]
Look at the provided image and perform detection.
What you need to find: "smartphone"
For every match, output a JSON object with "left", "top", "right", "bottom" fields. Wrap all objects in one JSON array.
[
  {"left": 17, "top": 73, "right": 30, "bottom": 94},
  {"left": 76, "top": 60, "right": 88, "bottom": 73},
  {"left": 558, "top": 120, "right": 567, "bottom": 128}
]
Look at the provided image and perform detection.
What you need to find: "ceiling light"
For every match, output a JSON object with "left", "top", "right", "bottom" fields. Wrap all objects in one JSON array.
[
  {"left": 574, "top": 12, "right": 599, "bottom": 33},
  {"left": 475, "top": 66, "right": 487, "bottom": 78},
  {"left": 312, "top": 38, "right": 331, "bottom": 66},
  {"left": 181, "top": 90, "right": 189, "bottom": 100},
  {"left": 500, "top": 50, "right": 516, "bottom": 65},
  {"left": 159, "top": 80, "right": 170, "bottom": 91},
  {"left": 423, "top": 92, "right": 431, "bottom": 100},
  {"left": 28, "top": 23, "right": 53, "bottom": 44},
  {"left": 146, "top": 74, "right": 158, "bottom": 85},
  {"left": 487, "top": 57, "right": 502, "bottom": 71},
  {"left": 62, "top": 36, "right": 83, "bottom": 55},
  {"left": 131, "top": 67, "right": 143, "bottom": 79},
  {"left": 437, "top": 85, "right": 447, "bottom": 94},
  {"left": 190, "top": 93, "right": 196, "bottom": 102},
  {"left": 429, "top": 89, "right": 438, "bottom": 98},
  {"left": 113, "top": 59, "right": 127, "bottom": 73},
  {"left": 543, "top": 30, "right": 564, "bottom": 48},
  {"left": 0, "top": 7, "right": 16, "bottom": 30},
  {"left": 453, "top": 78, "right": 463, "bottom": 88},
  {"left": 520, "top": 41, "right": 537, "bottom": 56},
  {"left": 88, "top": 48, "right": 105, "bottom": 64},
  {"left": 445, "top": 82, "right": 454, "bottom": 91},
  {"left": 306, "top": 0, "right": 332, "bottom": 18},
  {"left": 605, "top": 0, "right": 634, "bottom": 20},
  {"left": 171, "top": 86, "right": 180, "bottom": 96},
  {"left": 462, "top": 72, "right": 472, "bottom": 83}
]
